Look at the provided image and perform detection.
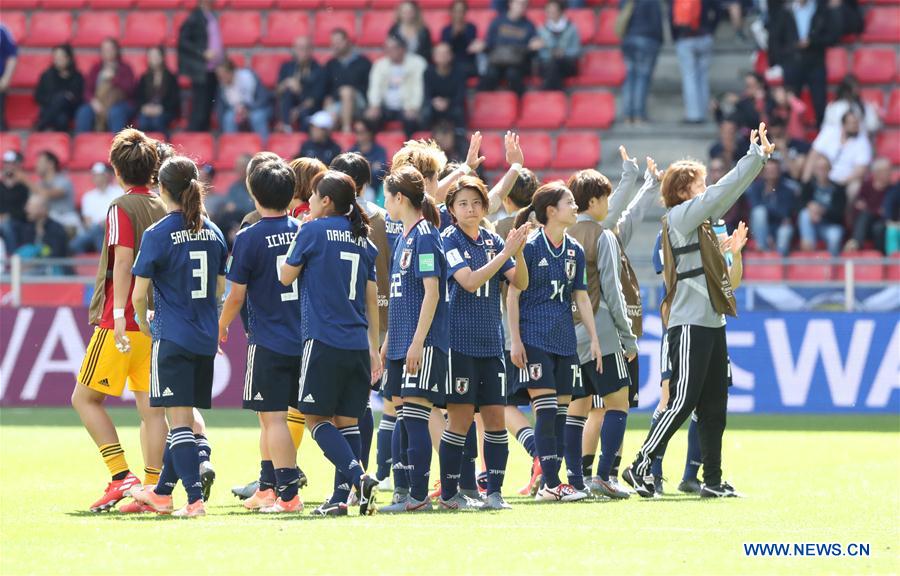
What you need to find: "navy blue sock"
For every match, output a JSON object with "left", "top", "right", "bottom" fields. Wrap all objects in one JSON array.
[
  {"left": 274, "top": 467, "right": 300, "bottom": 501},
  {"left": 683, "top": 414, "right": 701, "bottom": 482},
  {"left": 169, "top": 427, "right": 202, "bottom": 504},
  {"left": 259, "top": 460, "right": 275, "bottom": 491},
  {"left": 376, "top": 414, "right": 396, "bottom": 481},
  {"left": 311, "top": 421, "right": 364, "bottom": 492},
  {"left": 564, "top": 414, "right": 586, "bottom": 490},
  {"left": 515, "top": 426, "right": 537, "bottom": 459},
  {"left": 483, "top": 430, "right": 508, "bottom": 495},
  {"left": 611, "top": 453, "right": 622, "bottom": 478},
  {"left": 195, "top": 434, "right": 211, "bottom": 465},
  {"left": 555, "top": 404, "right": 568, "bottom": 485},
  {"left": 650, "top": 410, "right": 665, "bottom": 478},
  {"left": 531, "top": 394, "right": 561, "bottom": 488},
  {"left": 402, "top": 403, "right": 433, "bottom": 502},
  {"left": 154, "top": 433, "right": 177, "bottom": 496},
  {"left": 391, "top": 408, "right": 409, "bottom": 490},
  {"left": 359, "top": 404, "right": 374, "bottom": 470},
  {"left": 330, "top": 425, "right": 361, "bottom": 504},
  {"left": 438, "top": 429, "right": 466, "bottom": 500},
  {"left": 596, "top": 410, "right": 628, "bottom": 480},
  {"left": 459, "top": 422, "right": 478, "bottom": 492}
]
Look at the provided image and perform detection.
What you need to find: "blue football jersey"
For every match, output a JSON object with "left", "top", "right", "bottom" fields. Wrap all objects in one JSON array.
[
  {"left": 133, "top": 213, "right": 228, "bottom": 356},
  {"left": 437, "top": 204, "right": 453, "bottom": 232},
  {"left": 517, "top": 229, "right": 587, "bottom": 356},
  {"left": 442, "top": 225, "right": 513, "bottom": 358},
  {"left": 385, "top": 214, "right": 404, "bottom": 258},
  {"left": 285, "top": 216, "right": 378, "bottom": 350},
  {"left": 387, "top": 218, "right": 449, "bottom": 360},
  {"left": 227, "top": 215, "right": 303, "bottom": 357}
]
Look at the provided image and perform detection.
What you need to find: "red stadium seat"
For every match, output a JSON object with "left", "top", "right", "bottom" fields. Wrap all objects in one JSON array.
[
  {"left": 424, "top": 11, "right": 451, "bottom": 43},
  {"left": 887, "top": 254, "right": 900, "bottom": 282},
  {"left": 861, "top": 8, "right": 900, "bottom": 43},
  {"left": 71, "top": 133, "right": 115, "bottom": 170},
  {"left": 786, "top": 252, "right": 833, "bottom": 282},
  {"left": 332, "top": 131, "right": 356, "bottom": 151},
  {"left": 91, "top": 0, "right": 136, "bottom": 7},
  {"left": 221, "top": 0, "right": 275, "bottom": 7},
  {"left": 517, "top": 91, "right": 567, "bottom": 129},
  {"left": 551, "top": 132, "right": 600, "bottom": 169},
  {"left": 210, "top": 170, "right": 236, "bottom": 196},
  {"left": 743, "top": 252, "right": 784, "bottom": 281},
  {"left": 375, "top": 131, "right": 407, "bottom": 157},
  {"left": 469, "top": 10, "right": 495, "bottom": 39},
  {"left": 11, "top": 54, "right": 51, "bottom": 89},
  {"left": 1, "top": 133, "right": 23, "bottom": 153},
  {"left": 519, "top": 132, "right": 552, "bottom": 169},
  {"left": 419, "top": 0, "right": 453, "bottom": 7},
  {"left": 886, "top": 89, "right": 900, "bottom": 126},
  {"left": 219, "top": 11, "right": 261, "bottom": 46},
  {"left": 568, "top": 51, "right": 626, "bottom": 87},
  {"left": 834, "top": 251, "right": 886, "bottom": 281},
  {"left": 325, "top": 0, "right": 370, "bottom": 7},
  {"left": 469, "top": 91, "right": 518, "bottom": 130},
  {"left": 171, "top": 133, "right": 215, "bottom": 165},
  {"left": 360, "top": 11, "right": 396, "bottom": 47},
  {"left": 24, "top": 132, "right": 71, "bottom": 170},
  {"left": 825, "top": 47, "right": 849, "bottom": 85},
  {"left": 71, "top": 12, "right": 121, "bottom": 48},
  {"left": 860, "top": 88, "right": 886, "bottom": 111},
  {"left": 121, "top": 52, "right": 148, "bottom": 78},
  {"left": 1, "top": 0, "right": 36, "bottom": 8},
  {"left": 267, "top": 133, "right": 306, "bottom": 160},
  {"left": 216, "top": 134, "right": 262, "bottom": 170},
  {"left": 565, "top": 92, "right": 616, "bottom": 129},
  {"left": 595, "top": 9, "right": 619, "bottom": 45},
  {"left": 276, "top": 0, "right": 322, "bottom": 6},
  {"left": 167, "top": 11, "right": 190, "bottom": 47},
  {"left": 42, "top": 0, "right": 86, "bottom": 7},
  {"left": 526, "top": 9, "right": 595, "bottom": 43},
  {"left": 0, "top": 12, "right": 27, "bottom": 42},
  {"left": 74, "top": 52, "right": 101, "bottom": 77},
  {"left": 854, "top": 48, "right": 897, "bottom": 84},
  {"left": 251, "top": 53, "right": 290, "bottom": 88},
  {"left": 70, "top": 171, "right": 95, "bottom": 208},
  {"left": 262, "top": 12, "right": 311, "bottom": 47},
  {"left": 5, "top": 95, "right": 39, "bottom": 130},
  {"left": 141, "top": 0, "right": 191, "bottom": 7},
  {"left": 314, "top": 11, "right": 356, "bottom": 47},
  {"left": 25, "top": 12, "right": 72, "bottom": 47},
  {"left": 479, "top": 131, "right": 505, "bottom": 170},
  {"left": 121, "top": 12, "right": 169, "bottom": 47},
  {"left": 877, "top": 131, "right": 900, "bottom": 163}
]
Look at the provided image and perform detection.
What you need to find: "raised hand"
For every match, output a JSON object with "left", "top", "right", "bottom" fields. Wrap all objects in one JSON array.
[
  {"left": 646, "top": 156, "right": 664, "bottom": 181},
  {"left": 751, "top": 122, "right": 776, "bottom": 154},
  {"left": 466, "top": 130, "right": 486, "bottom": 171},
  {"left": 619, "top": 145, "right": 635, "bottom": 163},
  {"left": 731, "top": 221, "right": 749, "bottom": 252},
  {"left": 505, "top": 131, "right": 524, "bottom": 166}
]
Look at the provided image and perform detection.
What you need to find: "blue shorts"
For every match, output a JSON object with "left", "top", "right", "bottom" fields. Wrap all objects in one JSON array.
[
  {"left": 242, "top": 344, "right": 301, "bottom": 412},
  {"left": 508, "top": 344, "right": 582, "bottom": 405},
  {"left": 297, "top": 339, "right": 370, "bottom": 418},
  {"left": 384, "top": 346, "right": 448, "bottom": 407},
  {"left": 582, "top": 352, "right": 640, "bottom": 409},
  {"left": 150, "top": 339, "right": 214, "bottom": 409},
  {"left": 447, "top": 351, "right": 507, "bottom": 407}
]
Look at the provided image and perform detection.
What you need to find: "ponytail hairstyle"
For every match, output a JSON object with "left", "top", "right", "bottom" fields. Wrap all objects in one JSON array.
[
  {"left": 109, "top": 128, "right": 159, "bottom": 187},
  {"left": 289, "top": 157, "right": 327, "bottom": 202},
  {"left": 390, "top": 139, "right": 447, "bottom": 181},
  {"left": 384, "top": 165, "right": 440, "bottom": 227},
  {"left": 158, "top": 155, "right": 206, "bottom": 233},
  {"left": 329, "top": 152, "right": 372, "bottom": 196},
  {"left": 445, "top": 175, "right": 488, "bottom": 224},
  {"left": 513, "top": 181, "right": 569, "bottom": 228},
  {"left": 151, "top": 139, "right": 174, "bottom": 187},
  {"left": 567, "top": 169, "right": 612, "bottom": 213},
  {"left": 507, "top": 167, "right": 540, "bottom": 209},
  {"left": 313, "top": 170, "right": 371, "bottom": 240},
  {"left": 660, "top": 160, "right": 706, "bottom": 208},
  {"left": 248, "top": 159, "right": 296, "bottom": 212}
]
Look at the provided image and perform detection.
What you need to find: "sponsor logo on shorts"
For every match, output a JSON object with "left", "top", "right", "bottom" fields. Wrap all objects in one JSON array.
[
  {"left": 98, "top": 378, "right": 110, "bottom": 387},
  {"left": 454, "top": 377, "right": 469, "bottom": 395},
  {"left": 254, "top": 392, "right": 264, "bottom": 401},
  {"left": 302, "top": 394, "right": 315, "bottom": 403},
  {"left": 162, "top": 387, "right": 174, "bottom": 397},
  {"left": 528, "top": 363, "right": 543, "bottom": 381}
]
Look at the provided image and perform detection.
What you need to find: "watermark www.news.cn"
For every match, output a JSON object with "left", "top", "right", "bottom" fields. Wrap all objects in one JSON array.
[{"left": 744, "top": 543, "right": 871, "bottom": 557}]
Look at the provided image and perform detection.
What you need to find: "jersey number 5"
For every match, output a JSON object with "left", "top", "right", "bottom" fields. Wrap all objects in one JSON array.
[
  {"left": 276, "top": 255, "right": 299, "bottom": 301},
  {"left": 340, "top": 251, "right": 360, "bottom": 301}
]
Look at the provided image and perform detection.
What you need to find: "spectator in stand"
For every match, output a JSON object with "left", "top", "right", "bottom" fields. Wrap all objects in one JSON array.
[
  {"left": 70, "top": 163, "right": 123, "bottom": 254},
  {"left": 1, "top": 151, "right": 30, "bottom": 227},
  {"left": 276, "top": 37, "right": 325, "bottom": 133},
  {"left": 619, "top": 0, "right": 664, "bottom": 125},
  {"left": 709, "top": 116, "right": 744, "bottom": 165},
  {"left": 822, "top": 76, "right": 881, "bottom": 136},
  {"left": 390, "top": 1, "right": 433, "bottom": 62},
  {"left": 767, "top": 0, "right": 842, "bottom": 128},
  {"left": 74, "top": 39, "right": 135, "bottom": 134},
  {"left": 33, "top": 150, "right": 80, "bottom": 232},
  {"left": 2, "top": 195, "right": 69, "bottom": 272},
  {"left": 441, "top": 0, "right": 484, "bottom": 78},
  {"left": 422, "top": 43, "right": 466, "bottom": 130},
  {"left": 350, "top": 119, "right": 388, "bottom": 200},
  {"left": 535, "top": 0, "right": 581, "bottom": 90},
  {"left": 35, "top": 44, "right": 83, "bottom": 132},
  {"left": 804, "top": 110, "right": 871, "bottom": 196},
  {"left": 768, "top": 85, "right": 807, "bottom": 141},
  {"left": 883, "top": 179, "right": 900, "bottom": 255},
  {"left": 136, "top": 46, "right": 181, "bottom": 137},
  {"left": 670, "top": 0, "right": 719, "bottom": 124},
  {"left": 178, "top": 0, "right": 224, "bottom": 131},
  {"left": 299, "top": 110, "right": 343, "bottom": 166},
  {"left": 845, "top": 158, "right": 893, "bottom": 253},
  {"left": 798, "top": 155, "right": 845, "bottom": 255},
  {"left": 365, "top": 35, "right": 427, "bottom": 138},
  {"left": 747, "top": 154, "right": 798, "bottom": 255},
  {"left": 0, "top": 24, "right": 17, "bottom": 131},
  {"left": 767, "top": 116, "right": 810, "bottom": 183},
  {"left": 432, "top": 120, "right": 469, "bottom": 164},
  {"left": 480, "top": 0, "right": 541, "bottom": 96},
  {"left": 225, "top": 153, "right": 257, "bottom": 216},
  {"left": 732, "top": 72, "right": 771, "bottom": 131},
  {"left": 215, "top": 59, "right": 273, "bottom": 141},
  {"left": 324, "top": 29, "right": 372, "bottom": 134}
]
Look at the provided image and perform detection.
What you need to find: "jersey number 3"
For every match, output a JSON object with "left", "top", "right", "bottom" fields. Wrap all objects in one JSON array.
[{"left": 189, "top": 251, "right": 208, "bottom": 299}]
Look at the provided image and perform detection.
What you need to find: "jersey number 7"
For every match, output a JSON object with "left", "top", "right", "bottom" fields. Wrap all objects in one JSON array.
[{"left": 340, "top": 251, "right": 360, "bottom": 301}]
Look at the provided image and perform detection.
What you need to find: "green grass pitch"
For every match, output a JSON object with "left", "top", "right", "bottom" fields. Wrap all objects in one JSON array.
[{"left": 1, "top": 408, "right": 898, "bottom": 575}]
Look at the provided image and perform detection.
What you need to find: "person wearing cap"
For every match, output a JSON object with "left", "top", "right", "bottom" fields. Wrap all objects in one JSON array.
[
  {"left": 1, "top": 151, "right": 31, "bottom": 227},
  {"left": 365, "top": 34, "right": 427, "bottom": 138},
  {"left": 299, "top": 111, "right": 342, "bottom": 166},
  {"left": 70, "top": 163, "right": 124, "bottom": 254}
]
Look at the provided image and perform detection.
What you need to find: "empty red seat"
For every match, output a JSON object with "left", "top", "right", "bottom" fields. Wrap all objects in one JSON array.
[
  {"left": 469, "top": 91, "right": 518, "bottom": 130},
  {"left": 825, "top": 47, "right": 849, "bottom": 85},
  {"left": 1, "top": 0, "right": 36, "bottom": 8},
  {"left": 834, "top": 251, "right": 886, "bottom": 281},
  {"left": 0, "top": 12, "right": 26, "bottom": 42},
  {"left": 219, "top": 11, "right": 260, "bottom": 46},
  {"left": 25, "top": 12, "right": 72, "bottom": 47},
  {"left": 565, "top": 91, "right": 616, "bottom": 129},
  {"left": 887, "top": 254, "right": 900, "bottom": 282},
  {"left": 24, "top": 132, "right": 71, "bottom": 169},
  {"left": 877, "top": 131, "right": 900, "bottom": 163},
  {"left": 71, "top": 133, "right": 115, "bottom": 170},
  {"left": 419, "top": 0, "right": 453, "bottom": 7},
  {"left": 263, "top": 12, "right": 311, "bottom": 46},
  {"left": 121, "top": 52, "right": 148, "bottom": 78},
  {"left": 314, "top": 11, "right": 356, "bottom": 47},
  {"left": 360, "top": 11, "right": 395, "bottom": 47},
  {"left": 276, "top": 0, "right": 322, "bottom": 6},
  {"left": 216, "top": 134, "right": 263, "bottom": 169},
  {"left": 251, "top": 54, "right": 288, "bottom": 88},
  {"left": 479, "top": 131, "right": 505, "bottom": 170},
  {"left": 468, "top": 10, "right": 494, "bottom": 39},
  {"left": 375, "top": 132, "right": 406, "bottom": 156},
  {"left": 595, "top": 9, "right": 619, "bottom": 45},
  {"left": 171, "top": 133, "right": 215, "bottom": 165},
  {"left": 854, "top": 48, "right": 897, "bottom": 84},
  {"left": 72, "top": 12, "right": 121, "bottom": 47},
  {"left": 860, "top": 87, "right": 886, "bottom": 110},
  {"left": 517, "top": 91, "right": 567, "bottom": 129},
  {"left": 74, "top": 52, "right": 101, "bottom": 76},
  {"left": 267, "top": 133, "right": 306, "bottom": 160},
  {"left": 424, "top": 11, "right": 451, "bottom": 43},
  {"left": 786, "top": 252, "right": 833, "bottom": 282},
  {"left": 5, "top": 95, "right": 39, "bottom": 130},
  {"left": 222, "top": 0, "right": 275, "bottom": 7},
  {"left": 551, "top": 132, "right": 600, "bottom": 170},
  {"left": 70, "top": 171, "right": 95, "bottom": 208},
  {"left": 11, "top": 54, "right": 51, "bottom": 89},
  {"left": 121, "top": 12, "right": 168, "bottom": 47},
  {"left": 743, "top": 252, "right": 785, "bottom": 281},
  {"left": 210, "top": 170, "right": 237, "bottom": 196},
  {"left": 568, "top": 51, "right": 625, "bottom": 87},
  {"left": 519, "top": 132, "right": 552, "bottom": 169},
  {"left": 42, "top": 0, "right": 86, "bottom": 7},
  {"left": 886, "top": 89, "right": 900, "bottom": 125},
  {"left": 861, "top": 8, "right": 900, "bottom": 43},
  {"left": 91, "top": 0, "right": 137, "bottom": 7}
]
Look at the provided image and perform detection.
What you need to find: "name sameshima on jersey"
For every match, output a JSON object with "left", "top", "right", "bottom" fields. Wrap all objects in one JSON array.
[{"left": 170, "top": 228, "right": 220, "bottom": 245}]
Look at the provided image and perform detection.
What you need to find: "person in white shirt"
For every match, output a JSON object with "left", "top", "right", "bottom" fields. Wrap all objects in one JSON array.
[
  {"left": 365, "top": 34, "right": 426, "bottom": 138},
  {"left": 804, "top": 111, "right": 872, "bottom": 196},
  {"left": 69, "top": 162, "right": 123, "bottom": 254}
]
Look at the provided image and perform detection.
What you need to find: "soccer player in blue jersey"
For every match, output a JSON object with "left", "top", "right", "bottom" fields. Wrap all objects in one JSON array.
[
  {"left": 218, "top": 159, "right": 305, "bottom": 514},
  {"left": 507, "top": 182, "right": 601, "bottom": 502},
  {"left": 129, "top": 156, "right": 228, "bottom": 517},
  {"left": 437, "top": 176, "right": 532, "bottom": 510},
  {"left": 378, "top": 166, "right": 451, "bottom": 513},
  {"left": 280, "top": 170, "right": 381, "bottom": 517}
]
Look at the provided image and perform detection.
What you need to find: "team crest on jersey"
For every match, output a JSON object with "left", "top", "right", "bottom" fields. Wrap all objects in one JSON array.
[
  {"left": 485, "top": 238, "right": 494, "bottom": 246},
  {"left": 567, "top": 248, "right": 575, "bottom": 257},
  {"left": 528, "top": 363, "right": 543, "bottom": 381},
  {"left": 400, "top": 249, "right": 412, "bottom": 270},
  {"left": 565, "top": 259, "right": 576, "bottom": 280},
  {"left": 455, "top": 377, "right": 469, "bottom": 395},
  {"left": 485, "top": 249, "right": 496, "bottom": 260}
]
